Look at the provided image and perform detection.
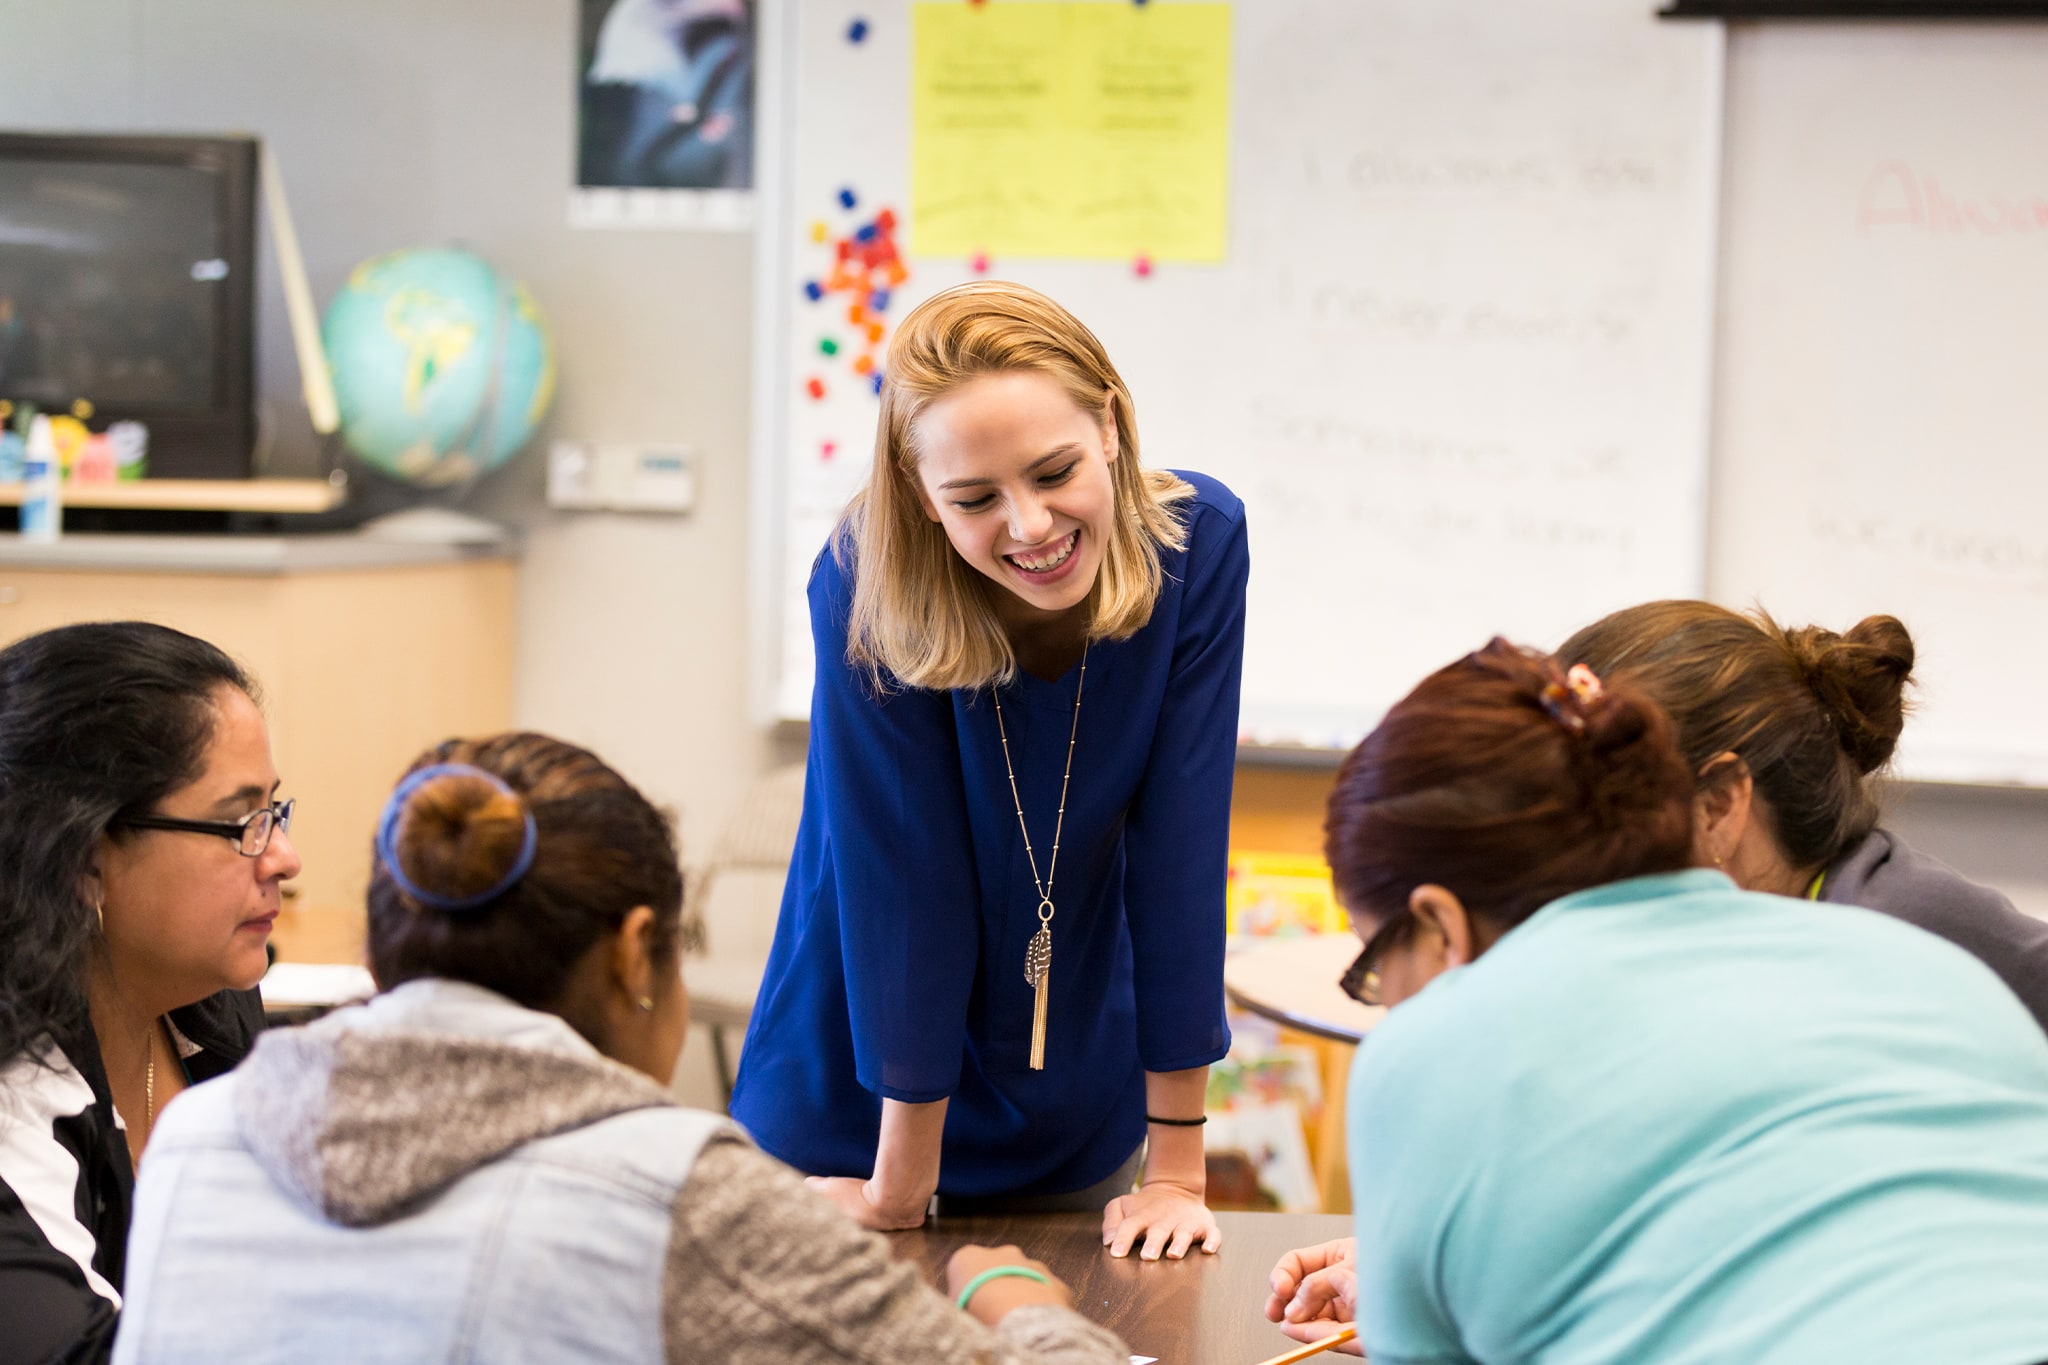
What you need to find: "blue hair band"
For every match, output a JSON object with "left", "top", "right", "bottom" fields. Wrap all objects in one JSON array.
[{"left": 374, "top": 762, "right": 538, "bottom": 913}]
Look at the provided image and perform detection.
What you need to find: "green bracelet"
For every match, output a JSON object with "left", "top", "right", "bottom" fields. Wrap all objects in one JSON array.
[{"left": 954, "top": 1265, "right": 1050, "bottom": 1311}]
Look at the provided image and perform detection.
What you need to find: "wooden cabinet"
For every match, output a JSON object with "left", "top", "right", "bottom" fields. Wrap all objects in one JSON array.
[{"left": 0, "top": 538, "right": 517, "bottom": 965}]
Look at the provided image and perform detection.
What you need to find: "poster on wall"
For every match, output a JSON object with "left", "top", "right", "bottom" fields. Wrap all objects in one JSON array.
[{"left": 571, "top": 0, "right": 756, "bottom": 230}]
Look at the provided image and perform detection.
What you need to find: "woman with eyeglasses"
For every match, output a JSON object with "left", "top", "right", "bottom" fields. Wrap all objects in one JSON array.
[
  {"left": 1558, "top": 602, "right": 2048, "bottom": 1034},
  {"left": 0, "top": 621, "right": 298, "bottom": 1365},
  {"left": 1262, "top": 640, "right": 2048, "bottom": 1364},
  {"left": 114, "top": 733, "right": 1129, "bottom": 1364}
]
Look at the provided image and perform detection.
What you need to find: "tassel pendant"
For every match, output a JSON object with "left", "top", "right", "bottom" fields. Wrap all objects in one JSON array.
[{"left": 1025, "top": 920, "right": 1052, "bottom": 1070}]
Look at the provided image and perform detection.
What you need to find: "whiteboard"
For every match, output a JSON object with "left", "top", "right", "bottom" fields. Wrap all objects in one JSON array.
[
  {"left": 1710, "top": 24, "right": 2048, "bottom": 786},
  {"left": 752, "top": 0, "right": 1724, "bottom": 748}
]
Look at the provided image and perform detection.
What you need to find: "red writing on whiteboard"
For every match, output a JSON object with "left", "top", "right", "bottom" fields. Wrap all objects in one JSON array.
[{"left": 1857, "top": 161, "right": 2048, "bottom": 237}]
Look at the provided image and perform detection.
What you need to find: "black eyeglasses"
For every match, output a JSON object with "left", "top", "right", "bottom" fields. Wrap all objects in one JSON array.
[
  {"left": 1339, "top": 907, "right": 1414, "bottom": 1008},
  {"left": 116, "top": 798, "right": 295, "bottom": 858}
]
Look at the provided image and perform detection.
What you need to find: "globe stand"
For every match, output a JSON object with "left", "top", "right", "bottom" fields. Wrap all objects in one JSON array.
[{"left": 358, "top": 504, "right": 510, "bottom": 545}]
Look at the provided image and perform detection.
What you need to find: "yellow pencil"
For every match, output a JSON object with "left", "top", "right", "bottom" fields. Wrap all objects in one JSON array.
[{"left": 1251, "top": 1325, "right": 1358, "bottom": 1365}]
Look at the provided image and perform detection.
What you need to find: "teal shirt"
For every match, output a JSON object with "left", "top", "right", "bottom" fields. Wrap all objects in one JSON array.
[{"left": 1349, "top": 869, "right": 2048, "bottom": 1365}]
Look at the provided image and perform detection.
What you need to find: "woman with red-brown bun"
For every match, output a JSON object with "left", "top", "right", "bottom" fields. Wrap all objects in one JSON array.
[{"left": 1264, "top": 641, "right": 2048, "bottom": 1365}]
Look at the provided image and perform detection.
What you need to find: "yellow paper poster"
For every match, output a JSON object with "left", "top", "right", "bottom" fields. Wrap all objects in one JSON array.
[{"left": 911, "top": 2, "right": 1232, "bottom": 263}]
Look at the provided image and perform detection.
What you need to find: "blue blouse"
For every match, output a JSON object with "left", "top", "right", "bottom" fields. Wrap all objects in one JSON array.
[{"left": 730, "top": 472, "right": 1247, "bottom": 1198}]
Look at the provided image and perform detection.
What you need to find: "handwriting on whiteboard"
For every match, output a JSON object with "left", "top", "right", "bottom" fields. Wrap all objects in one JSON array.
[
  {"left": 1810, "top": 508, "right": 2048, "bottom": 593},
  {"left": 1857, "top": 161, "right": 2048, "bottom": 238}
]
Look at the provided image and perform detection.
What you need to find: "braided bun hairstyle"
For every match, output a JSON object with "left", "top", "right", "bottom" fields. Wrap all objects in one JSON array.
[
  {"left": 1558, "top": 602, "right": 1914, "bottom": 870},
  {"left": 1324, "top": 639, "right": 1694, "bottom": 928},
  {"left": 369, "top": 732, "right": 684, "bottom": 1011}
]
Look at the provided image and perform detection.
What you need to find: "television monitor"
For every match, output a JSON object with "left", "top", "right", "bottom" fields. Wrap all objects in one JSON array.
[{"left": 0, "top": 132, "right": 258, "bottom": 479}]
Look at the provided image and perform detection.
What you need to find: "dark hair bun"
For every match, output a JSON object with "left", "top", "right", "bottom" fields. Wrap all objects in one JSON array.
[
  {"left": 390, "top": 770, "right": 533, "bottom": 915},
  {"left": 1783, "top": 615, "right": 1915, "bottom": 775},
  {"left": 1323, "top": 640, "right": 1695, "bottom": 930},
  {"left": 1565, "top": 672, "right": 1687, "bottom": 831},
  {"left": 1581, "top": 687, "right": 1652, "bottom": 755}
]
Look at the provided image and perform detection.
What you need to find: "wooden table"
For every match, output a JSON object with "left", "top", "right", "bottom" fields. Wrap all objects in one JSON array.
[
  {"left": 1223, "top": 935, "right": 1384, "bottom": 1045},
  {"left": 893, "top": 1210, "right": 1354, "bottom": 1365}
]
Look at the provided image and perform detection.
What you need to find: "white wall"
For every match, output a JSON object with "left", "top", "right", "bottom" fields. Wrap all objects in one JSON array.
[
  {"left": 2, "top": 5, "right": 2041, "bottom": 1081},
  {"left": 0, "top": 0, "right": 790, "bottom": 852},
  {"left": 0, "top": 0, "right": 791, "bottom": 1105}
]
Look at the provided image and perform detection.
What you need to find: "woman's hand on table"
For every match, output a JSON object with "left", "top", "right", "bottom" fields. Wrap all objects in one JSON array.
[
  {"left": 1101, "top": 1179, "right": 1223, "bottom": 1260},
  {"left": 804, "top": 1175, "right": 929, "bottom": 1230},
  {"left": 1266, "top": 1236, "right": 1363, "bottom": 1355},
  {"left": 946, "top": 1244, "right": 1075, "bottom": 1328}
]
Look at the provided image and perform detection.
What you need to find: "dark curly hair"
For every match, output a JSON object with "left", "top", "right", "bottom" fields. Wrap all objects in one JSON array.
[{"left": 0, "top": 622, "right": 254, "bottom": 1070}]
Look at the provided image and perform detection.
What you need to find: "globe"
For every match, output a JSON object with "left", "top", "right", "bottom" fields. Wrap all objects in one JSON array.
[{"left": 321, "top": 247, "right": 556, "bottom": 488}]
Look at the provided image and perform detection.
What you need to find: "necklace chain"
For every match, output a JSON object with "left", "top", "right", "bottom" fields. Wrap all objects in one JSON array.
[{"left": 992, "top": 644, "right": 1090, "bottom": 921}]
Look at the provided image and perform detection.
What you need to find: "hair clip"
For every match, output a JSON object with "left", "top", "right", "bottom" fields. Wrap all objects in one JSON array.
[
  {"left": 374, "top": 763, "right": 537, "bottom": 913},
  {"left": 1539, "top": 663, "right": 1605, "bottom": 735}
]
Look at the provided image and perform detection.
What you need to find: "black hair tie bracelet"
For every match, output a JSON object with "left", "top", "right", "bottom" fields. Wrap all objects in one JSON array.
[{"left": 1145, "top": 1114, "right": 1207, "bottom": 1127}]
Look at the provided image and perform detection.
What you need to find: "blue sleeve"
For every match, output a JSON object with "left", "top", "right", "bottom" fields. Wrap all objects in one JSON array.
[
  {"left": 1120, "top": 494, "right": 1247, "bottom": 1073},
  {"left": 807, "top": 549, "right": 980, "bottom": 1103}
]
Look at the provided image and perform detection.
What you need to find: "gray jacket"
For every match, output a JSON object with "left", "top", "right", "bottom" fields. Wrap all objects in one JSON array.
[
  {"left": 112, "top": 979, "right": 1128, "bottom": 1364},
  {"left": 1824, "top": 828, "right": 2048, "bottom": 1036}
]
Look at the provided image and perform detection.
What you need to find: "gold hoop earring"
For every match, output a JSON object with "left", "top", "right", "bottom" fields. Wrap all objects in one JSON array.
[
  {"left": 635, "top": 996, "right": 654, "bottom": 1013},
  {"left": 96, "top": 896, "right": 106, "bottom": 934}
]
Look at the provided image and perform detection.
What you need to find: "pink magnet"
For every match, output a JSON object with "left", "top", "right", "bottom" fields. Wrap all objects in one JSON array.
[
  {"left": 971, "top": 251, "right": 991, "bottom": 274},
  {"left": 1133, "top": 254, "right": 1154, "bottom": 278},
  {"left": 821, "top": 440, "right": 837, "bottom": 461}
]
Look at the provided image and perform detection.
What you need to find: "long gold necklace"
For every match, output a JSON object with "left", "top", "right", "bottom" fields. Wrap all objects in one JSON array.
[{"left": 991, "top": 644, "right": 1088, "bottom": 1071}]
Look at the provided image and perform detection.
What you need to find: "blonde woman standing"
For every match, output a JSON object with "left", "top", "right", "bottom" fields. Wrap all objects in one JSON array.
[{"left": 731, "top": 282, "right": 1247, "bottom": 1260}]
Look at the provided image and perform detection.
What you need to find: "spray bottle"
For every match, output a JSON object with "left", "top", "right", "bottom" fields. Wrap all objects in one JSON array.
[{"left": 21, "top": 414, "right": 62, "bottom": 542}]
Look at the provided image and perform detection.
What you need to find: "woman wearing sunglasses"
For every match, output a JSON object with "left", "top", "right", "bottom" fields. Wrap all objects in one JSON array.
[
  {"left": 1263, "top": 641, "right": 2048, "bottom": 1364},
  {"left": 0, "top": 622, "right": 299, "bottom": 1365}
]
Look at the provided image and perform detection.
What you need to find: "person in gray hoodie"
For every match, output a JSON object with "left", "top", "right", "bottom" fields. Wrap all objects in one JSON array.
[
  {"left": 1561, "top": 601, "right": 2048, "bottom": 1035},
  {"left": 111, "top": 732, "right": 1130, "bottom": 1365}
]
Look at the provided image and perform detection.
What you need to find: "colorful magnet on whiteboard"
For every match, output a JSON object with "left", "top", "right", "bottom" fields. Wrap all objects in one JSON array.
[
  {"left": 805, "top": 377, "right": 826, "bottom": 400},
  {"left": 821, "top": 440, "right": 837, "bottom": 461},
  {"left": 865, "top": 321, "right": 885, "bottom": 344},
  {"left": 887, "top": 262, "right": 910, "bottom": 286},
  {"left": 876, "top": 208, "right": 898, "bottom": 231},
  {"left": 803, "top": 280, "right": 824, "bottom": 302},
  {"left": 1133, "top": 254, "right": 1154, "bottom": 278},
  {"left": 853, "top": 353, "right": 876, "bottom": 376},
  {"left": 853, "top": 222, "right": 878, "bottom": 244},
  {"left": 868, "top": 288, "right": 891, "bottom": 311},
  {"left": 847, "top": 18, "right": 870, "bottom": 43},
  {"left": 809, "top": 220, "right": 828, "bottom": 243},
  {"left": 838, "top": 186, "right": 858, "bottom": 210},
  {"left": 872, "top": 372, "right": 885, "bottom": 395},
  {"left": 971, "top": 251, "right": 991, "bottom": 274},
  {"left": 849, "top": 303, "right": 867, "bottom": 324},
  {"left": 820, "top": 337, "right": 840, "bottom": 356}
]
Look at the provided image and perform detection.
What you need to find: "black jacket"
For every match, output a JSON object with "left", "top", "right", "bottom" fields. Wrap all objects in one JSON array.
[
  {"left": 0, "top": 988, "right": 262, "bottom": 1365},
  {"left": 1824, "top": 827, "right": 2048, "bottom": 1037}
]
